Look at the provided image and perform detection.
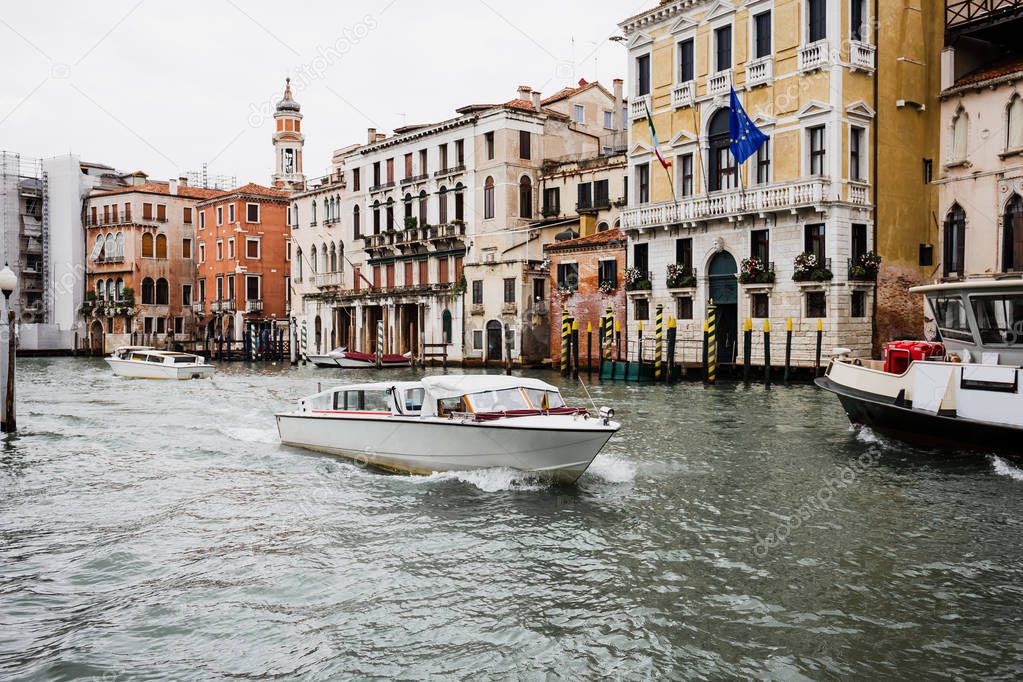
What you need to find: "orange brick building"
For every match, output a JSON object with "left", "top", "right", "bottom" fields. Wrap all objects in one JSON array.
[
  {"left": 194, "top": 183, "right": 291, "bottom": 340},
  {"left": 83, "top": 178, "right": 222, "bottom": 352},
  {"left": 544, "top": 228, "right": 628, "bottom": 365}
]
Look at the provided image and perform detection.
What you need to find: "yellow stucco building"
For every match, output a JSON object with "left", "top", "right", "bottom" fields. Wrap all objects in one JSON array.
[{"left": 618, "top": 0, "right": 941, "bottom": 364}]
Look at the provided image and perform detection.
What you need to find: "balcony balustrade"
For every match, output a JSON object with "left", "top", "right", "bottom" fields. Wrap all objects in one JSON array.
[
  {"left": 671, "top": 80, "right": 695, "bottom": 108},
  {"left": 745, "top": 57, "right": 773, "bottom": 87},
  {"left": 849, "top": 41, "right": 876, "bottom": 72},
  {"left": 629, "top": 94, "right": 651, "bottom": 120},
  {"left": 246, "top": 299, "right": 263, "bottom": 314},
  {"left": 708, "top": 69, "right": 732, "bottom": 97},
  {"left": 799, "top": 40, "right": 830, "bottom": 72},
  {"left": 314, "top": 271, "right": 344, "bottom": 288}
]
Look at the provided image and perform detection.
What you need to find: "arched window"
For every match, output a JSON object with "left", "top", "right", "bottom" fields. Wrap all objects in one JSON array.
[
  {"left": 419, "top": 190, "right": 428, "bottom": 226},
  {"left": 321, "top": 242, "right": 328, "bottom": 272},
  {"left": 438, "top": 186, "right": 448, "bottom": 224},
  {"left": 952, "top": 108, "right": 968, "bottom": 162},
  {"left": 155, "top": 278, "right": 169, "bottom": 305},
  {"left": 404, "top": 193, "right": 414, "bottom": 221},
  {"left": 386, "top": 198, "right": 394, "bottom": 232},
  {"left": 96, "top": 278, "right": 105, "bottom": 300},
  {"left": 519, "top": 176, "right": 532, "bottom": 219},
  {"left": 105, "top": 233, "right": 114, "bottom": 259},
  {"left": 1008, "top": 95, "right": 1023, "bottom": 152},
  {"left": 353, "top": 205, "right": 361, "bottom": 238},
  {"left": 115, "top": 232, "right": 124, "bottom": 258},
  {"left": 311, "top": 200, "right": 317, "bottom": 224},
  {"left": 943, "top": 203, "right": 966, "bottom": 277},
  {"left": 310, "top": 245, "right": 317, "bottom": 273},
  {"left": 455, "top": 182, "right": 465, "bottom": 222},
  {"left": 708, "top": 109, "right": 736, "bottom": 191},
  {"left": 484, "top": 176, "right": 495, "bottom": 219},
  {"left": 94, "top": 233, "right": 104, "bottom": 259},
  {"left": 597, "top": 222, "right": 610, "bottom": 232},
  {"left": 296, "top": 247, "right": 303, "bottom": 280},
  {"left": 442, "top": 309, "right": 453, "bottom": 343},
  {"left": 106, "top": 280, "right": 115, "bottom": 301},
  {"left": 330, "top": 242, "right": 337, "bottom": 272},
  {"left": 141, "top": 232, "right": 154, "bottom": 258},
  {"left": 116, "top": 278, "right": 124, "bottom": 300},
  {"left": 338, "top": 241, "right": 345, "bottom": 272},
  {"left": 373, "top": 200, "right": 381, "bottom": 234},
  {"left": 1004, "top": 194, "right": 1023, "bottom": 272},
  {"left": 141, "top": 277, "right": 155, "bottom": 304},
  {"left": 155, "top": 234, "right": 167, "bottom": 259}
]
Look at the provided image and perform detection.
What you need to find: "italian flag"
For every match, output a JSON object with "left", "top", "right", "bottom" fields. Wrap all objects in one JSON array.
[{"left": 645, "top": 103, "right": 671, "bottom": 169}]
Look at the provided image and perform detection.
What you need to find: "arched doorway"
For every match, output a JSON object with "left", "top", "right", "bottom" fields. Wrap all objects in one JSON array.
[
  {"left": 486, "top": 320, "right": 503, "bottom": 363},
  {"left": 708, "top": 251, "right": 738, "bottom": 364},
  {"left": 708, "top": 109, "right": 737, "bottom": 192},
  {"left": 89, "top": 320, "right": 104, "bottom": 356},
  {"left": 1003, "top": 194, "right": 1023, "bottom": 272}
]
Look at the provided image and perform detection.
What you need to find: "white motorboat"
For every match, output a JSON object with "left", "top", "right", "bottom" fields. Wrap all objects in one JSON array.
[
  {"left": 276, "top": 375, "right": 621, "bottom": 483},
  {"left": 105, "top": 346, "right": 216, "bottom": 380},
  {"left": 817, "top": 278, "right": 1023, "bottom": 456},
  {"left": 307, "top": 347, "right": 347, "bottom": 368},
  {"left": 306, "top": 348, "right": 412, "bottom": 369}
]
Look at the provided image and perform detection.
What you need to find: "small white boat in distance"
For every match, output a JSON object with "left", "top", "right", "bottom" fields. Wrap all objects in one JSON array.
[
  {"left": 105, "top": 346, "right": 216, "bottom": 380},
  {"left": 276, "top": 375, "right": 620, "bottom": 483},
  {"left": 307, "top": 347, "right": 347, "bottom": 368},
  {"left": 306, "top": 348, "right": 413, "bottom": 369}
]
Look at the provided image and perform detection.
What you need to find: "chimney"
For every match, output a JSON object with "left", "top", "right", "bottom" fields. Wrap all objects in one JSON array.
[
  {"left": 169, "top": 178, "right": 178, "bottom": 195},
  {"left": 531, "top": 90, "right": 541, "bottom": 111},
  {"left": 367, "top": 127, "right": 377, "bottom": 144},
  {"left": 178, "top": 175, "right": 189, "bottom": 187},
  {"left": 614, "top": 78, "right": 626, "bottom": 135},
  {"left": 517, "top": 84, "right": 532, "bottom": 102}
]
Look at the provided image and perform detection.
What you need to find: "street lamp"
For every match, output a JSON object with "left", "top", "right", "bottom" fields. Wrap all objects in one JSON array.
[{"left": 0, "top": 264, "right": 18, "bottom": 433}]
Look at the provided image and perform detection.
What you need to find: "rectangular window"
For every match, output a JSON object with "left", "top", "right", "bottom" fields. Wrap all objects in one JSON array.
[
  {"left": 246, "top": 275, "right": 260, "bottom": 301},
  {"left": 543, "top": 187, "right": 560, "bottom": 215},
  {"left": 198, "top": 278, "right": 206, "bottom": 303},
  {"left": 183, "top": 207, "right": 193, "bottom": 224},
  {"left": 594, "top": 179, "right": 610, "bottom": 207},
  {"left": 227, "top": 274, "right": 235, "bottom": 301},
  {"left": 754, "top": 11, "right": 772, "bottom": 58},
  {"left": 751, "top": 229, "right": 770, "bottom": 263},
  {"left": 124, "top": 203, "right": 131, "bottom": 221},
  {"left": 404, "top": 152, "right": 413, "bottom": 179},
  {"left": 852, "top": 223, "right": 868, "bottom": 261},
  {"left": 156, "top": 318, "right": 166, "bottom": 335},
  {"left": 752, "top": 292, "right": 770, "bottom": 318},
  {"left": 485, "top": 132, "right": 495, "bottom": 160},
  {"left": 182, "top": 284, "right": 192, "bottom": 306},
  {"left": 228, "top": 204, "right": 235, "bottom": 223},
  {"left": 157, "top": 204, "right": 167, "bottom": 221},
  {"left": 806, "top": 291, "right": 827, "bottom": 318},
  {"left": 199, "top": 210, "right": 205, "bottom": 229},
  {"left": 678, "top": 39, "right": 694, "bottom": 82},
  {"left": 386, "top": 158, "right": 394, "bottom": 184},
  {"left": 756, "top": 140, "right": 771, "bottom": 184},
  {"left": 199, "top": 242, "right": 206, "bottom": 263},
  {"left": 215, "top": 276, "right": 223, "bottom": 301},
  {"left": 715, "top": 25, "right": 732, "bottom": 72},
  {"left": 676, "top": 238, "right": 692, "bottom": 269},
  {"left": 472, "top": 280, "right": 483, "bottom": 304},
  {"left": 519, "top": 130, "right": 531, "bottom": 160},
  {"left": 635, "top": 298, "right": 649, "bottom": 321},
  {"left": 809, "top": 125, "right": 826, "bottom": 176},
  {"left": 851, "top": 0, "right": 865, "bottom": 40},
  {"left": 418, "top": 259, "right": 428, "bottom": 285},
  {"left": 923, "top": 158, "right": 933, "bottom": 184},
  {"left": 216, "top": 206, "right": 223, "bottom": 225},
  {"left": 533, "top": 278, "right": 545, "bottom": 302},
  {"left": 804, "top": 223, "right": 826, "bottom": 261},
  {"left": 678, "top": 153, "right": 694, "bottom": 196},
  {"left": 352, "top": 168, "right": 360, "bottom": 191},
  {"left": 808, "top": 0, "right": 827, "bottom": 43},
  {"left": 604, "top": 110, "right": 614, "bottom": 129},
  {"left": 439, "top": 144, "right": 448, "bottom": 170},
  {"left": 373, "top": 162, "right": 381, "bottom": 187},
  {"left": 850, "top": 126, "right": 863, "bottom": 180},
  {"left": 246, "top": 203, "right": 259, "bottom": 223},
  {"left": 577, "top": 182, "right": 593, "bottom": 210},
  {"left": 182, "top": 238, "right": 192, "bottom": 259},
  {"left": 439, "top": 256, "right": 450, "bottom": 283},
  {"left": 676, "top": 296, "right": 693, "bottom": 319},
  {"left": 636, "top": 163, "right": 650, "bottom": 204},
  {"left": 636, "top": 53, "right": 651, "bottom": 96},
  {"left": 246, "top": 237, "right": 260, "bottom": 259},
  {"left": 598, "top": 259, "right": 617, "bottom": 286},
  {"left": 455, "top": 139, "right": 464, "bottom": 165},
  {"left": 143, "top": 203, "right": 154, "bottom": 220},
  {"left": 227, "top": 238, "right": 235, "bottom": 260},
  {"left": 503, "top": 278, "right": 516, "bottom": 303},
  {"left": 851, "top": 290, "right": 867, "bottom": 318},
  {"left": 473, "top": 329, "right": 484, "bottom": 351},
  {"left": 556, "top": 262, "right": 579, "bottom": 291},
  {"left": 633, "top": 242, "right": 649, "bottom": 274},
  {"left": 216, "top": 239, "right": 223, "bottom": 261},
  {"left": 574, "top": 104, "right": 585, "bottom": 124}
]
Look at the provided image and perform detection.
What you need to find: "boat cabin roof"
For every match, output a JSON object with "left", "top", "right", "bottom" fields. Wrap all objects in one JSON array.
[
  {"left": 421, "top": 375, "right": 559, "bottom": 399},
  {"left": 910, "top": 278, "right": 1023, "bottom": 294}
]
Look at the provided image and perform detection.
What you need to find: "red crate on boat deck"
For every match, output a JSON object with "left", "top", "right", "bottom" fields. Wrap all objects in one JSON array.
[{"left": 882, "top": 340, "right": 945, "bottom": 374}]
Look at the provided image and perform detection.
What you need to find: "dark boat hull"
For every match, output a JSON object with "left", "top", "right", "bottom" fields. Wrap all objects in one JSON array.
[{"left": 815, "top": 376, "right": 1023, "bottom": 456}]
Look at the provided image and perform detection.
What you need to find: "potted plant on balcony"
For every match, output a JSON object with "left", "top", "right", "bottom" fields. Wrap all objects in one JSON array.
[
  {"left": 80, "top": 291, "right": 97, "bottom": 316},
  {"left": 623, "top": 267, "right": 651, "bottom": 291},
  {"left": 404, "top": 216, "right": 418, "bottom": 230},
  {"left": 739, "top": 257, "right": 775, "bottom": 284},
  {"left": 118, "top": 287, "right": 136, "bottom": 316},
  {"left": 793, "top": 252, "right": 833, "bottom": 282},
  {"left": 599, "top": 279, "right": 618, "bottom": 296},
  {"left": 666, "top": 263, "right": 696, "bottom": 288},
  {"left": 849, "top": 251, "right": 882, "bottom": 280}
]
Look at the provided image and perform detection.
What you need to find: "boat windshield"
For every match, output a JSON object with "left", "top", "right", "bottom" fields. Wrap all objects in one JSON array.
[
  {"left": 928, "top": 295, "right": 973, "bottom": 341},
  {"left": 467, "top": 388, "right": 531, "bottom": 412},
  {"left": 970, "top": 294, "right": 1023, "bottom": 346},
  {"left": 522, "top": 387, "right": 566, "bottom": 410}
]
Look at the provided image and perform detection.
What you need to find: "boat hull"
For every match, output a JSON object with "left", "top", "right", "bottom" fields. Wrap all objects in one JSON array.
[
  {"left": 307, "top": 355, "right": 341, "bottom": 368},
  {"left": 275, "top": 413, "right": 618, "bottom": 483},
  {"left": 816, "top": 375, "right": 1023, "bottom": 456},
  {"left": 105, "top": 358, "right": 215, "bottom": 380}
]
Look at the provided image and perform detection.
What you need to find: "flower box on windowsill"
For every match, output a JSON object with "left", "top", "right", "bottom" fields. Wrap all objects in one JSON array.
[
  {"left": 470, "top": 303, "right": 485, "bottom": 315},
  {"left": 792, "top": 269, "right": 834, "bottom": 283}
]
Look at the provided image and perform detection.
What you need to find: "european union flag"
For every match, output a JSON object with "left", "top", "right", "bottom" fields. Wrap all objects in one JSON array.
[{"left": 728, "top": 87, "right": 768, "bottom": 164}]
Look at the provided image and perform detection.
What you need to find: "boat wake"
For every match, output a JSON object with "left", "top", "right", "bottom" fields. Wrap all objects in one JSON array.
[
  {"left": 584, "top": 454, "right": 637, "bottom": 483},
  {"left": 853, "top": 426, "right": 890, "bottom": 447},
  {"left": 420, "top": 468, "right": 552, "bottom": 492},
  {"left": 991, "top": 456, "right": 1023, "bottom": 482},
  {"left": 219, "top": 426, "right": 279, "bottom": 444}
]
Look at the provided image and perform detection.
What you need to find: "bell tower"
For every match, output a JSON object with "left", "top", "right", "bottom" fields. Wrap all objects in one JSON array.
[{"left": 272, "top": 77, "right": 305, "bottom": 191}]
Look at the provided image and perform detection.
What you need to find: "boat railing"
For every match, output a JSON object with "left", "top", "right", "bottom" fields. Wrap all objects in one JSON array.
[{"left": 465, "top": 407, "right": 590, "bottom": 422}]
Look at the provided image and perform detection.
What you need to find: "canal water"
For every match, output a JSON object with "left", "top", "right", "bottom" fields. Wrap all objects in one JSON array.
[{"left": 1, "top": 358, "right": 1021, "bottom": 680}]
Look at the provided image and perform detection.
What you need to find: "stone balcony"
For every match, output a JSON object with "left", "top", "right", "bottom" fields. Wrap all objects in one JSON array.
[
  {"left": 365, "top": 222, "right": 467, "bottom": 253},
  {"left": 745, "top": 57, "right": 772, "bottom": 87},
  {"left": 629, "top": 94, "right": 651, "bottom": 120},
  {"left": 799, "top": 40, "right": 830, "bottom": 72},
  {"left": 850, "top": 41, "right": 876, "bottom": 72},
  {"left": 671, "top": 81, "right": 695, "bottom": 108},
  {"left": 245, "top": 299, "right": 263, "bottom": 314},
  {"left": 314, "top": 271, "right": 344, "bottom": 289},
  {"left": 620, "top": 178, "right": 870, "bottom": 231},
  {"left": 708, "top": 69, "right": 732, "bottom": 97}
]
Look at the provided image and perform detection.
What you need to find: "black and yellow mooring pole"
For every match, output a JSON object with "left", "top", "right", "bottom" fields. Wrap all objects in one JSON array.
[
  {"left": 706, "top": 300, "right": 717, "bottom": 384},
  {"left": 742, "top": 318, "right": 753, "bottom": 385},
  {"left": 572, "top": 319, "right": 580, "bottom": 379},
  {"left": 666, "top": 316, "right": 677, "bottom": 383},
  {"left": 815, "top": 319, "right": 823, "bottom": 377},
  {"left": 605, "top": 306, "right": 613, "bottom": 361},
  {"left": 615, "top": 320, "right": 622, "bottom": 361},
  {"left": 784, "top": 317, "right": 793, "bottom": 385},
  {"left": 637, "top": 319, "right": 644, "bottom": 370},
  {"left": 763, "top": 319, "right": 772, "bottom": 387},
  {"left": 560, "top": 308, "right": 570, "bottom": 375},
  {"left": 655, "top": 303, "right": 664, "bottom": 380}
]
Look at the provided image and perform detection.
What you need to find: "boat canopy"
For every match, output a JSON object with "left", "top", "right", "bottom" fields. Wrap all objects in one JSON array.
[{"left": 421, "top": 375, "right": 560, "bottom": 400}]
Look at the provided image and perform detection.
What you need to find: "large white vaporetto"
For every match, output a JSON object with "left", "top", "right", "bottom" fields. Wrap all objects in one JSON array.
[{"left": 275, "top": 375, "right": 620, "bottom": 483}]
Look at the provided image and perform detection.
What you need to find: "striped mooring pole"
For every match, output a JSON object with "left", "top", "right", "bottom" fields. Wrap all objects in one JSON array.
[
  {"left": 784, "top": 317, "right": 793, "bottom": 384},
  {"left": 376, "top": 319, "right": 384, "bottom": 369},
  {"left": 706, "top": 300, "right": 717, "bottom": 384},
  {"left": 300, "top": 319, "right": 308, "bottom": 365},
  {"left": 560, "top": 308, "right": 570, "bottom": 375},
  {"left": 666, "top": 316, "right": 677, "bottom": 383},
  {"left": 815, "top": 318, "right": 824, "bottom": 377},
  {"left": 604, "top": 306, "right": 614, "bottom": 362},
  {"left": 654, "top": 303, "right": 664, "bottom": 380}
]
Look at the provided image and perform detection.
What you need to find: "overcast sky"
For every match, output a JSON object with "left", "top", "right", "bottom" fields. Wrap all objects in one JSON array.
[{"left": 0, "top": 0, "right": 648, "bottom": 185}]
